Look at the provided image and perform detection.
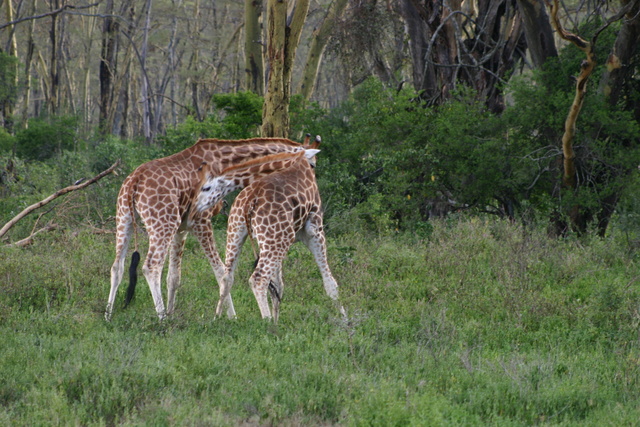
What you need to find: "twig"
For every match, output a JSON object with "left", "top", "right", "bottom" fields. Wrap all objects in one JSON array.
[
  {"left": 8, "top": 224, "right": 58, "bottom": 248},
  {"left": 0, "top": 160, "right": 120, "bottom": 243},
  {"left": 0, "top": 2, "right": 102, "bottom": 31}
]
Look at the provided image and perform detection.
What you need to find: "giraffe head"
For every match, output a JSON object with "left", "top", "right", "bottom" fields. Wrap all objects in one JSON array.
[
  {"left": 303, "top": 134, "right": 321, "bottom": 167},
  {"left": 195, "top": 148, "right": 321, "bottom": 213}
]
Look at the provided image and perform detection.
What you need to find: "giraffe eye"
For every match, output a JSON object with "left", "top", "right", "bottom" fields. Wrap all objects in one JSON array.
[{"left": 202, "top": 186, "right": 211, "bottom": 192}]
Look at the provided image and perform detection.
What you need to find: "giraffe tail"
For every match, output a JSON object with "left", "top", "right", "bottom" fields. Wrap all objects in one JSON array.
[{"left": 124, "top": 251, "right": 140, "bottom": 308}]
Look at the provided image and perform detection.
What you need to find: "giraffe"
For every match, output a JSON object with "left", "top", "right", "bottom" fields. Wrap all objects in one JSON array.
[
  {"left": 105, "top": 137, "right": 310, "bottom": 321},
  {"left": 197, "top": 136, "right": 346, "bottom": 322}
]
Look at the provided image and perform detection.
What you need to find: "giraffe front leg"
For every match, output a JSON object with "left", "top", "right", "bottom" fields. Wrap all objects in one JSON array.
[
  {"left": 191, "top": 217, "right": 237, "bottom": 318},
  {"left": 216, "top": 220, "right": 248, "bottom": 318},
  {"left": 166, "top": 229, "right": 188, "bottom": 316},
  {"left": 142, "top": 229, "right": 175, "bottom": 320}
]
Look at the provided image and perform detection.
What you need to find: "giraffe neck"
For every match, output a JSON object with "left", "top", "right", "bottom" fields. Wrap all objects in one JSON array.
[
  {"left": 196, "top": 150, "right": 318, "bottom": 212},
  {"left": 223, "top": 151, "right": 307, "bottom": 186},
  {"left": 190, "top": 138, "right": 306, "bottom": 173}
]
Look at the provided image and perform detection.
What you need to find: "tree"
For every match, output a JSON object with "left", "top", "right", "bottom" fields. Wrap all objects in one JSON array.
[
  {"left": 522, "top": 0, "right": 640, "bottom": 236},
  {"left": 298, "top": 0, "right": 348, "bottom": 101},
  {"left": 261, "top": 0, "right": 309, "bottom": 137},
  {"left": 245, "top": 0, "right": 265, "bottom": 95},
  {"left": 1, "top": 0, "right": 19, "bottom": 131},
  {"left": 99, "top": 0, "right": 118, "bottom": 135},
  {"left": 399, "top": 0, "right": 528, "bottom": 112}
]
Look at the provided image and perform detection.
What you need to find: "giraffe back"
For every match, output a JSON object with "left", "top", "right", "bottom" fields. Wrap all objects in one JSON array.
[
  {"left": 119, "top": 138, "right": 306, "bottom": 220},
  {"left": 234, "top": 152, "right": 321, "bottom": 236}
]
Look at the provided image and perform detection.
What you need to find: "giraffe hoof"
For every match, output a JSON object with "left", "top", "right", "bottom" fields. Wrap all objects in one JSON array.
[{"left": 105, "top": 305, "right": 113, "bottom": 322}]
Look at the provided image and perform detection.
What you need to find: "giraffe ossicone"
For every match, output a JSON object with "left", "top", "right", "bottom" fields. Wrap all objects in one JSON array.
[
  {"left": 105, "top": 137, "right": 314, "bottom": 321},
  {"left": 197, "top": 138, "right": 346, "bottom": 322}
]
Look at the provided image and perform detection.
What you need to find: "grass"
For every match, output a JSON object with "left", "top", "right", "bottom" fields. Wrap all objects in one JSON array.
[{"left": 1, "top": 218, "right": 640, "bottom": 425}]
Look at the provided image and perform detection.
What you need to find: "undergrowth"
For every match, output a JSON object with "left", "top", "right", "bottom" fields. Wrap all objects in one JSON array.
[{"left": 1, "top": 218, "right": 640, "bottom": 425}]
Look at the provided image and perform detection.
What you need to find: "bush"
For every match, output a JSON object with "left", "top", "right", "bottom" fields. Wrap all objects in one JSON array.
[
  {"left": 91, "top": 136, "right": 161, "bottom": 174},
  {"left": 211, "top": 91, "right": 263, "bottom": 139},
  {"left": 0, "top": 128, "right": 14, "bottom": 154},
  {"left": 14, "top": 116, "right": 82, "bottom": 161}
]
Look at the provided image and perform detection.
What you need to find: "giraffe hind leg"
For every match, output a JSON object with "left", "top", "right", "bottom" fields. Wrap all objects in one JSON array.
[
  {"left": 300, "top": 218, "right": 347, "bottom": 319},
  {"left": 268, "top": 265, "right": 284, "bottom": 323},
  {"left": 250, "top": 253, "right": 285, "bottom": 320},
  {"left": 142, "top": 221, "right": 180, "bottom": 320},
  {"left": 106, "top": 212, "right": 134, "bottom": 321}
]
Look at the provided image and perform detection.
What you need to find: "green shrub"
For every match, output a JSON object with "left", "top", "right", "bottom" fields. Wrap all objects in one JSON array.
[
  {"left": 0, "top": 128, "right": 14, "bottom": 154},
  {"left": 211, "top": 91, "right": 263, "bottom": 139},
  {"left": 14, "top": 116, "right": 82, "bottom": 161},
  {"left": 91, "top": 135, "right": 161, "bottom": 174}
]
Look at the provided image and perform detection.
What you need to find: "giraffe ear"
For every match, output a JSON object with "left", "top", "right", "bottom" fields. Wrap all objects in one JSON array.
[
  {"left": 197, "top": 161, "right": 209, "bottom": 183},
  {"left": 304, "top": 149, "right": 320, "bottom": 159}
]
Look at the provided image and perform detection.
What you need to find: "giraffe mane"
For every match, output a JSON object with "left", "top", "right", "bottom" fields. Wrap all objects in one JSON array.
[
  {"left": 194, "top": 137, "right": 303, "bottom": 148},
  {"left": 218, "top": 151, "right": 305, "bottom": 175}
]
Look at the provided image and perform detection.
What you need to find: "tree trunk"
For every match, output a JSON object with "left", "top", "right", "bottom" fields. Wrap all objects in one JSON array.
[
  {"left": 20, "top": 0, "right": 37, "bottom": 130},
  {"left": 245, "top": 0, "right": 265, "bottom": 95},
  {"left": 515, "top": 0, "right": 557, "bottom": 68},
  {"left": 600, "top": 0, "right": 640, "bottom": 113},
  {"left": 140, "top": 0, "right": 153, "bottom": 143},
  {"left": 99, "top": 0, "right": 118, "bottom": 135},
  {"left": 81, "top": 6, "right": 98, "bottom": 132},
  {"left": 262, "top": 0, "right": 288, "bottom": 137},
  {"left": 298, "top": 0, "right": 348, "bottom": 101},
  {"left": 548, "top": 0, "right": 597, "bottom": 234},
  {"left": 283, "top": 0, "right": 308, "bottom": 103},
  {"left": 261, "top": 0, "right": 309, "bottom": 138},
  {"left": 401, "top": 0, "right": 432, "bottom": 95},
  {"left": 2, "top": 0, "right": 19, "bottom": 131},
  {"left": 48, "top": 0, "right": 61, "bottom": 115}
]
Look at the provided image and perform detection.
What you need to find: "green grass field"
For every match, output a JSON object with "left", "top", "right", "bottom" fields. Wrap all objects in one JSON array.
[{"left": 1, "top": 218, "right": 640, "bottom": 425}]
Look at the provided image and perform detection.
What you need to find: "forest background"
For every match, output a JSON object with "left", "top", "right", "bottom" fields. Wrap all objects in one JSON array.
[
  {"left": 3, "top": 0, "right": 640, "bottom": 424},
  {"left": 1, "top": 0, "right": 640, "bottom": 237}
]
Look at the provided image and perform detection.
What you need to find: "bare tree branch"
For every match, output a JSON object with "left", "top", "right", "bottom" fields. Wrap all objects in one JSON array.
[
  {"left": 0, "top": 160, "right": 120, "bottom": 243},
  {"left": 0, "top": 2, "right": 102, "bottom": 31}
]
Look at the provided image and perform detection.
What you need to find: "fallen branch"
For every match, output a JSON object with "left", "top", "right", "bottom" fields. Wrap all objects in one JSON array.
[
  {"left": 0, "top": 160, "right": 120, "bottom": 243},
  {"left": 8, "top": 224, "right": 58, "bottom": 248}
]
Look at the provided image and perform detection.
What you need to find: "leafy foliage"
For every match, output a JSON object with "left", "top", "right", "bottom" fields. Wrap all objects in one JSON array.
[
  {"left": 0, "top": 52, "right": 18, "bottom": 107},
  {"left": 0, "top": 127, "right": 14, "bottom": 154},
  {"left": 14, "top": 116, "right": 82, "bottom": 161},
  {"left": 158, "top": 91, "right": 263, "bottom": 155}
]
